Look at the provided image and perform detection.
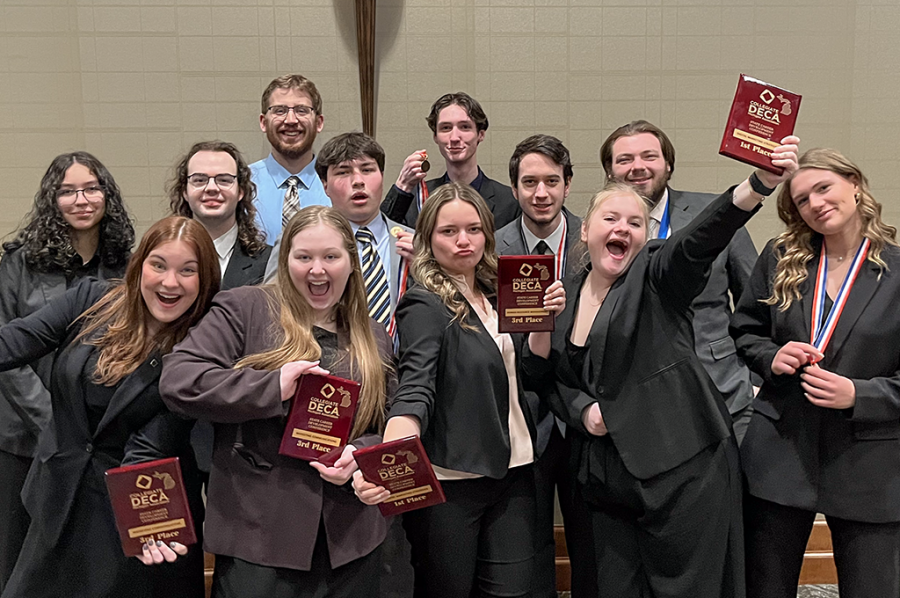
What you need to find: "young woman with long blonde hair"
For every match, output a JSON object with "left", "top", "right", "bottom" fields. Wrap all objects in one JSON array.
[
  {"left": 161, "top": 205, "right": 394, "bottom": 598},
  {"left": 732, "top": 148, "right": 900, "bottom": 598}
]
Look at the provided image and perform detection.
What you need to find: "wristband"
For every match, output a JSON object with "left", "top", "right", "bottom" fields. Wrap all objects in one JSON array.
[{"left": 749, "top": 171, "right": 777, "bottom": 197}]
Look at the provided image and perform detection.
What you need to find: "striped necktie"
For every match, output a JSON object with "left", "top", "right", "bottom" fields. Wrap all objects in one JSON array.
[
  {"left": 355, "top": 227, "right": 391, "bottom": 325},
  {"left": 282, "top": 176, "right": 300, "bottom": 227}
]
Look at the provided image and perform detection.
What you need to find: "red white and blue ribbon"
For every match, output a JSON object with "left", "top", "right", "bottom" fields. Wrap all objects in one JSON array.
[
  {"left": 809, "top": 238, "right": 869, "bottom": 363},
  {"left": 553, "top": 217, "right": 567, "bottom": 280}
]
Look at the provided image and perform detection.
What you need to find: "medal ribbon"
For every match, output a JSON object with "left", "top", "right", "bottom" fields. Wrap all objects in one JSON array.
[
  {"left": 554, "top": 217, "right": 567, "bottom": 280},
  {"left": 809, "top": 238, "right": 870, "bottom": 363},
  {"left": 387, "top": 176, "right": 423, "bottom": 339},
  {"left": 415, "top": 179, "right": 429, "bottom": 213}
]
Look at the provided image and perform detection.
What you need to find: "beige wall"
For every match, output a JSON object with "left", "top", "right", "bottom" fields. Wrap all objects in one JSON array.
[{"left": 1, "top": 0, "right": 898, "bottom": 249}]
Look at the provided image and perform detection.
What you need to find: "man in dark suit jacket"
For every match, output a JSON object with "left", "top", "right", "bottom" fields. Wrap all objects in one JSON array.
[
  {"left": 495, "top": 134, "right": 589, "bottom": 598},
  {"left": 380, "top": 92, "right": 520, "bottom": 230},
  {"left": 167, "top": 141, "right": 273, "bottom": 478},
  {"left": 600, "top": 120, "right": 758, "bottom": 443}
]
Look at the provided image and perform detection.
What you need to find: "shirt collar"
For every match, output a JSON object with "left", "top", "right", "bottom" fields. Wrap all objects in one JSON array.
[
  {"left": 520, "top": 213, "right": 566, "bottom": 255},
  {"left": 213, "top": 223, "right": 239, "bottom": 260},
  {"left": 350, "top": 212, "right": 387, "bottom": 240},
  {"left": 263, "top": 153, "right": 320, "bottom": 191},
  {"left": 440, "top": 166, "right": 485, "bottom": 193},
  {"left": 649, "top": 188, "right": 669, "bottom": 224}
]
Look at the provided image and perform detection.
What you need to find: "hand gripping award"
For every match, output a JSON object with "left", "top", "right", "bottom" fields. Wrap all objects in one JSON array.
[
  {"left": 354, "top": 436, "right": 446, "bottom": 516},
  {"left": 104, "top": 457, "right": 197, "bottom": 556},
  {"left": 279, "top": 373, "right": 360, "bottom": 462},
  {"left": 719, "top": 74, "right": 802, "bottom": 173},
  {"left": 498, "top": 254, "right": 557, "bottom": 333}
]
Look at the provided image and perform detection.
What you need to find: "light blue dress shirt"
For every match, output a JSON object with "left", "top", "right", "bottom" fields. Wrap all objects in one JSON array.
[{"left": 250, "top": 154, "right": 331, "bottom": 245}]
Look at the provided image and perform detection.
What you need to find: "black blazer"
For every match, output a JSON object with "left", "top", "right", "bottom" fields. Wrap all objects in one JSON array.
[
  {"left": 221, "top": 240, "right": 272, "bottom": 291},
  {"left": 380, "top": 171, "right": 521, "bottom": 231},
  {"left": 0, "top": 248, "right": 124, "bottom": 457},
  {"left": 0, "top": 279, "right": 202, "bottom": 598},
  {"left": 389, "top": 286, "right": 542, "bottom": 479},
  {"left": 731, "top": 239, "right": 900, "bottom": 523},
  {"left": 667, "top": 189, "right": 758, "bottom": 416},
  {"left": 542, "top": 191, "right": 756, "bottom": 480},
  {"left": 495, "top": 207, "right": 586, "bottom": 457}
]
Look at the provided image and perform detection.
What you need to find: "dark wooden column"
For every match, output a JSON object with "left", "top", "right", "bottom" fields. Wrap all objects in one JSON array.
[{"left": 355, "top": 0, "right": 376, "bottom": 136}]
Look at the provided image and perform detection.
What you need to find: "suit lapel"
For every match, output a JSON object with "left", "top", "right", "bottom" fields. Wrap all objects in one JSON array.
[
  {"left": 822, "top": 260, "right": 881, "bottom": 365},
  {"left": 666, "top": 189, "right": 697, "bottom": 233},
  {"left": 221, "top": 241, "right": 251, "bottom": 290},
  {"left": 385, "top": 216, "right": 404, "bottom": 309},
  {"left": 93, "top": 354, "right": 161, "bottom": 437}
]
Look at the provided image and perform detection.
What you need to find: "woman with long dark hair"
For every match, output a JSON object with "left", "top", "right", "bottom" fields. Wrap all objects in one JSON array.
[
  {"left": 0, "top": 151, "right": 133, "bottom": 590},
  {"left": 732, "top": 148, "right": 900, "bottom": 598},
  {"left": 0, "top": 216, "right": 219, "bottom": 598},
  {"left": 161, "top": 205, "right": 395, "bottom": 598}
]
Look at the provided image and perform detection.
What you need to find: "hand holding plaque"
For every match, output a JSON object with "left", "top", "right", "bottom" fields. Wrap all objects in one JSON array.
[
  {"left": 719, "top": 74, "right": 801, "bottom": 174},
  {"left": 104, "top": 457, "right": 197, "bottom": 557},
  {"left": 498, "top": 255, "right": 557, "bottom": 333},
  {"left": 279, "top": 373, "right": 360, "bottom": 462},
  {"left": 353, "top": 436, "right": 446, "bottom": 516}
]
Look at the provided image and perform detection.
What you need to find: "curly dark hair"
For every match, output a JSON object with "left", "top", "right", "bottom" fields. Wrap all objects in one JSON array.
[
  {"left": 1, "top": 151, "right": 134, "bottom": 274},
  {"left": 166, "top": 140, "right": 268, "bottom": 257}
]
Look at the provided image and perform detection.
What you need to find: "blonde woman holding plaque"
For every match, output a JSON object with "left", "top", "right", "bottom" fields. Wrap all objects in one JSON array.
[{"left": 161, "top": 206, "right": 394, "bottom": 598}]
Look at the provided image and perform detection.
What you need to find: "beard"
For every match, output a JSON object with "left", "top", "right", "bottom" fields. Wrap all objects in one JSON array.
[{"left": 267, "top": 124, "right": 317, "bottom": 160}]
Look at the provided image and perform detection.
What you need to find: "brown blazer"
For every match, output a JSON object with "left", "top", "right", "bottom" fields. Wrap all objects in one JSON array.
[{"left": 161, "top": 285, "right": 395, "bottom": 571}]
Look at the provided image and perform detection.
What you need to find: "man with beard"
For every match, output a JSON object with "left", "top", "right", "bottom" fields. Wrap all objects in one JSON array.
[
  {"left": 251, "top": 74, "right": 331, "bottom": 245},
  {"left": 495, "top": 134, "right": 592, "bottom": 598},
  {"left": 599, "top": 120, "right": 758, "bottom": 443},
  {"left": 379, "top": 92, "right": 520, "bottom": 230}
]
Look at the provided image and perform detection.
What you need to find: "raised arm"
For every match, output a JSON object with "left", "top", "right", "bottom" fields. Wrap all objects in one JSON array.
[
  {"left": 652, "top": 136, "right": 799, "bottom": 307},
  {"left": 160, "top": 287, "right": 285, "bottom": 424}
]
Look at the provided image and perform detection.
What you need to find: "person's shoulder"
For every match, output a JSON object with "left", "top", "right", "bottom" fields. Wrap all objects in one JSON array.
[
  {"left": 495, "top": 218, "right": 521, "bottom": 246},
  {"left": 669, "top": 188, "right": 719, "bottom": 208},
  {"left": 214, "top": 285, "right": 272, "bottom": 312},
  {"left": 249, "top": 157, "right": 267, "bottom": 176}
]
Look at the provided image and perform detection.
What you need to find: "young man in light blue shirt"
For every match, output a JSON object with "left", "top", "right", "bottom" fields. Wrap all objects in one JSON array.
[{"left": 250, "top": 74, "right": 331, "bottom": 245}]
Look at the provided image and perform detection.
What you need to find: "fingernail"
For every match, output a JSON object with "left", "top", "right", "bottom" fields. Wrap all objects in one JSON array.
[
  {"left": 142, "top": 542, "right": 149, "bottom": 550},
  {"left": 170, "top": 542, "right": 178, "bottom": 550},
  {"left": 157, "top": 540, "right": 164, "bottom": 547}
]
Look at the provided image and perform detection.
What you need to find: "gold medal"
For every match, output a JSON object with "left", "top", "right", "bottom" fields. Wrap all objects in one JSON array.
[
  {"left": 390, "top": 226, "right": 404, "bottom": 238},
  {"left": 420, "top": 151, "right": 430, "bottom": 173}
]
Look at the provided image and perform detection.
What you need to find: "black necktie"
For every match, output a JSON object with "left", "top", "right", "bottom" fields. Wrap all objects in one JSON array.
[{"left": 533, "top": 240, "right": 551, "bottom": 255}]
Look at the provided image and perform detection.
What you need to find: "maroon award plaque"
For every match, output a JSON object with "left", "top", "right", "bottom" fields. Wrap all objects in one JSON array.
[
  {"left": 354, "top": 436, "right": 446, "bottom": 516},
  {"left": 279, "top": 373, "right": 360, "bottom": 462},
  {"left": 498, "top": 255, "right": 556, "bottom": 333},
  {"left": 719, "top": 74, "right": 802, "bottom": 174},
  {"left": 104, "top": 457, "right": 197, "bottom": 557}
]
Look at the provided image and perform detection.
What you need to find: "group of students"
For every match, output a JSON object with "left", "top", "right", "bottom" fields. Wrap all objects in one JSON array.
[{"left": 0, "top": 105, "right": 898, "bottom": 598}]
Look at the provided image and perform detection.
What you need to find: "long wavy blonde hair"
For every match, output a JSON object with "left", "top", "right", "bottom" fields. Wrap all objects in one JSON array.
[
  {"left": 766, "top": 148, "right": 897, "bottom": 311},
  {"left": 411, "top": 182, "right": 498, "bottom": 330},
  {"left": 235, "top": 206, "right": 387, "bottom": 437}
]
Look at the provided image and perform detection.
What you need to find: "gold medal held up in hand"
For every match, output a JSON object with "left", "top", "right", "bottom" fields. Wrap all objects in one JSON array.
[
  {"left": 390, "top": 226, "right": 404, "bottom": 238},
  {"left": 420, "top": 151, "right": 430, "bottom": 173}
]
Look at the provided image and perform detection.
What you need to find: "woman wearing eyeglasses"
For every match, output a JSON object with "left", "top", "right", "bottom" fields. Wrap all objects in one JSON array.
[{"left": 0, "top": 151, "right": 133, "bottom": 591}]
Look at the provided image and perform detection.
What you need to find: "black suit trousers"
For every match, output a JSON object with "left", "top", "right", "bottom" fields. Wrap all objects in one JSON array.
[
  {"left": 577, "top": 436, "right": 743, "bottom": 598},
  {"left": 403, "top": 465, "right": 536, "bottom": 598},
  {"left": 0, "top": 450, "right": 30, "bottom": 594},
  {"left": 744, "top": 494, "right": 900, "bottom": 598}
]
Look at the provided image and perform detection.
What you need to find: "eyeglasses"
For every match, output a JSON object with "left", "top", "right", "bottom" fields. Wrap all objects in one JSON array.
[
  {"left": 57, "top": 186, "right": 105, "bottom": 203},
  {"left": 265, "top": 105, "right": 314, "bottom": 120},
  {"left": 187, "top": 174, "right": 237, "bottom": 188}
]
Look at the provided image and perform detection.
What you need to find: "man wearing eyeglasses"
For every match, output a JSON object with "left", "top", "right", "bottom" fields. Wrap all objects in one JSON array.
[
  {"left": 168, "top": 140, "right": 272, "bottom": 288},
  {"left": 250, "top": 74, "right": 331, "bottom": 246},
  {"left": 167, "top": 140, "right": 272, "bottom": 490}
]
